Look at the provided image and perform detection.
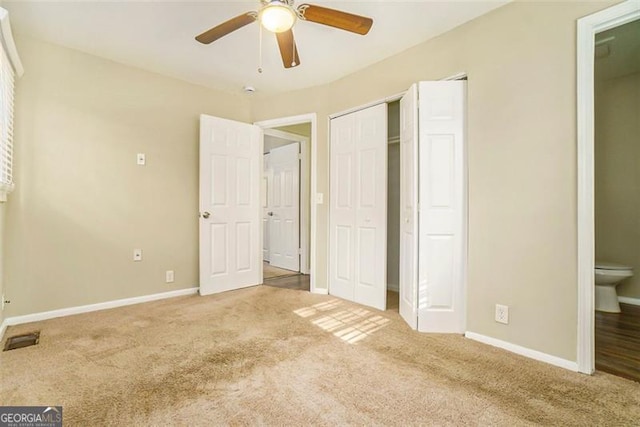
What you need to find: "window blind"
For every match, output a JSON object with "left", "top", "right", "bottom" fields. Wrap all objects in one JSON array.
[
  {"left": 0, "top": 7, "right": 22, "bottom": 202},
  {"left": 0, "top": 45, "right": 15, "bottom": 200}
]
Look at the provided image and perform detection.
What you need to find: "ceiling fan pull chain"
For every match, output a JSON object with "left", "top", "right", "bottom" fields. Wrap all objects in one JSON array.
[{"left": 258, "top": 23, "right": 263, "bottom": 73}]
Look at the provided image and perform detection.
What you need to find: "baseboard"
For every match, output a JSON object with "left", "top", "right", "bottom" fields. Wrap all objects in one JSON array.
[
  {"left": 387, "top": 283, "right": 399, "bottom": 292},
  {"left": 0, "top": 318, "right": 7, "bottom": 342},
  {"left": 465, "top": 331, "right": 579, "bottom": 372},
  {"left": 618, "top": 296, "right": 640, "bottom": 306},
  {"left": 1, "top": 287, "right": 199, "bottom": 330}
]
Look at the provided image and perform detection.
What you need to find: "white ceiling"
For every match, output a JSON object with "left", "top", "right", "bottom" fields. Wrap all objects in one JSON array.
[{"left": 4, "top": 1, "right": 510, "bottom": 96}]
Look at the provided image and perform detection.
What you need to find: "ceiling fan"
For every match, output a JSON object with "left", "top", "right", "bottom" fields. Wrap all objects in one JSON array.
[{"left": 195, "top": 0, "right": 373, "bottom": 69}]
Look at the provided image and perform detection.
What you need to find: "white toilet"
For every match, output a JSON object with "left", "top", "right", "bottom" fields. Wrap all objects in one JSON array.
[{"left": 594, "top": 261, "right": 633, "bottom": 313}]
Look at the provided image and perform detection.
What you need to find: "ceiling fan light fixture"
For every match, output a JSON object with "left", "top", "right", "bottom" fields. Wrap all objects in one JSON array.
[{"left": 260, "top": 2, "right": 297, "bottom": 33}]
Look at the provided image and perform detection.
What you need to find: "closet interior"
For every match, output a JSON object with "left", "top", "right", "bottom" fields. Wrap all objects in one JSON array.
[{"left": 387, "top": 100, "right": 400, "bottom": 311}]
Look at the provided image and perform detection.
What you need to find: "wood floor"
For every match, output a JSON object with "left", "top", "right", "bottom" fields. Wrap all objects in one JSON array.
[
  {"left": 263, "top": 262, "right": 299, "bottom": 280},
  {"left": 596, "top": 303, "right": 640, "bottom": 383},
  {"left": 263, "top": 272, "right": 310, "bottom": 291}
]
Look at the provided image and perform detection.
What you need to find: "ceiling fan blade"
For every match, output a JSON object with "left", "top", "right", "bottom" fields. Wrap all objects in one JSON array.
[
  {"left": 276, "top": 30, "right": 301, "bottom": 69},
  {"left": 298, "top": 4, "right": 373, "bottom": 35},
  {"left": 195, "top": 12, "right": 256, "bottom": 44}
]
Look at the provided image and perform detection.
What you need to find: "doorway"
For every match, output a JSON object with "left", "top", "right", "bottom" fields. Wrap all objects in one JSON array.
[
  {"left": 593, "top": 18, "right": 640, "bottom": 382},
  {"left": 262, "top": 129, "right": 306, "bottom": 285},
  {"left": 255, "top": 115, "right": 317, "bottom": 293},
  {"left": 577, "top": 0, "right": 640, "bottom": 375}
]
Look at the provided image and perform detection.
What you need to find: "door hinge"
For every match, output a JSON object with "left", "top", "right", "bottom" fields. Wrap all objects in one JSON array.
[
  {"left": 298, "top": 248, "right": 303, "bottom": 255},
  {"left": 298, "top": 153, "right": 302, "bottom": 160}
]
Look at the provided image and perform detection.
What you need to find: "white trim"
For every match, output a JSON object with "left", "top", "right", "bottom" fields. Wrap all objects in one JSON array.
[
  {"left": 0, "top": 8, "right": 23, "bottom": 77},
  {"left": 263, "top": 128, "right": 311, "bottom": 275},
  {"left": 1, "top": 288, "right": 198, "bottom": 329},
  {"left": 329, "top": 92, "right": 405, "bottom": 120},
  {"left": 619, "top": 296, "right": 640, "bottom": 306},
  {"left": 577, "top": 0, "right": 640, "bottom": 376},
  {"left": 0, "top": 318, "right": 7, "bottom": 341},
  {"left": 465, "top": 332, "right": 579, "bottom": 372},
  {"left": 254, "top": 113, "right": 319, "bottom": 293}
]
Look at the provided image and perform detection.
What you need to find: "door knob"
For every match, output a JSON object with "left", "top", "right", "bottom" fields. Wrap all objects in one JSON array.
[
  {"left": 268, "top": 212, "right": 274, "bottom": 216},
  {"left": 202, "top": 211, "right": 210, "bottom": 219}
]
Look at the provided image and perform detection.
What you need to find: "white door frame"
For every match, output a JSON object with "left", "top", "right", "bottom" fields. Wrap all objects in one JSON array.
[
  {"left": 263, "top": 128, "right": 309, "bottom": 274},
  {"left": 576, "top": 0, "right": 640, "bottom": 375},
  {"left": 254, "top": 114, "right": 319, "bottom": 293}
]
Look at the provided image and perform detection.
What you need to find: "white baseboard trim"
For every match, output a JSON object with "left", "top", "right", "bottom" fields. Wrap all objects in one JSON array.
[
  {"left": 387, "top": 283, "right": 399, "bottom": 292},
  {"left": 1, "top": 288, "right": 199, "bottom": 331},
  {"left": 618, "top": 296, "right": 640, "bottom": 306},
  {"left": 0, "top": 318, "right": 8, "bottom": 342},
  {"left": 465, "top": 331, "right": 579, "bottom": 372}
]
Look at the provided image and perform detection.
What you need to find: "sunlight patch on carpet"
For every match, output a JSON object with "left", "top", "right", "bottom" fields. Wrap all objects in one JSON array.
[{"left": 294, "top": 300, "right": 390, "bottom": 344}]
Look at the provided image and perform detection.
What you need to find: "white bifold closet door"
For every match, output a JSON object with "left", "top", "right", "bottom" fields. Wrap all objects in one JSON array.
[
  {"left": 399, "top": 84, "right": 419, "bottom": 329},
  {"left": 268, "top": 142, "right": 300, "bottom": 272},
  {"left": 413, "top": 81, "right": 466, "bottom": 333},
  {"left": 199, "top": 114, "right": 262, "bottom": 295},
  {"left": 329, "top": 104, "right": 387, "bottom": 311},
  {"left": 399, "top": 81, "right": 466, "bottom": 332}
]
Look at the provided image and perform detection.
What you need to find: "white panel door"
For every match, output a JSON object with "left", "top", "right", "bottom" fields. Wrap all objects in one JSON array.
[
  {"left": 329, "top": 113, "right": 356, "bottom": 301},
  {"left": 399, "top": 84, "right": 419, "bottom": 329},
  {"left": 262, "top": 154, "right": 272, "bottom": 262},
  {"left": 330, "top": 104, "right": 387, "bottom": 311},
  {"left": 199, "top": 114, "right": 262, "bottom": 295},
  {"left": 269, "top": 143, "right": 300, "bottom": 271},
  {"left": 417, "top": 81, "right": 467, "bottom": 333}
]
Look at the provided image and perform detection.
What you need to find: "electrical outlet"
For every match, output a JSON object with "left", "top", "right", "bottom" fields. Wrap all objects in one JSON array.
[
  {"left": 133, "top": 249, "right": 143, "bottom": 262},
  {"left": 495, "top": 304, "right": 509, "bottom": 324},
  {"left": 166, "top": 270, "right": 175, "bottom": 283}
]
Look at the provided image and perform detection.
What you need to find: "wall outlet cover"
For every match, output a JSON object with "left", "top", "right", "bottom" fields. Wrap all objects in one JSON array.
[
  {"left": 495, "top": 304, "right": 509, "bottom": 324},
  {"left": 166, "top": 270, "right": 175, "bottom": 283}
]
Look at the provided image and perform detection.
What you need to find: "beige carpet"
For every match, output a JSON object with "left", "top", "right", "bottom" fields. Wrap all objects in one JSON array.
[
  {"left": 1, "top": 286, "right": 639, "bottom": 425},
  {"left": 263, "top": 262, "right": 298, "bottom": 279}
]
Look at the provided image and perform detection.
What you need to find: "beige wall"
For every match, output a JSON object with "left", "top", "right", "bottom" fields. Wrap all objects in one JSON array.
[
  {"left": 4, "top": 36, "right": 250, "bottom": 317},
  {"left": 251, "top": 0, "right": 619, "bottom": 361},
  {"left": 595, "top": 71, "right": 640, "bottom": 299},
  {"left": 275, "top": 123, "right": 311, "bottom": 138}
]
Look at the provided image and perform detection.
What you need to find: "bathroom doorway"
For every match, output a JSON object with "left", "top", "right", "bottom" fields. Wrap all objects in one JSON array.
[
  {"left": 593, "top": 18, "right": 640, "bottom": 382},
  {"left": 577, "top": 1, "right": 640, "bottom": 380}
]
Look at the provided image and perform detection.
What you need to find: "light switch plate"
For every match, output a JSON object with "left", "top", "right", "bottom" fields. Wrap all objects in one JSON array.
[
  {"left": 133, "top": 249, "right": 143, "bottom": 261},
  {"left": 137, "top": 153, "right": 146, "bottom": 165}
]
